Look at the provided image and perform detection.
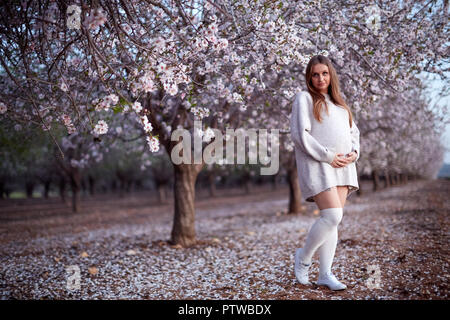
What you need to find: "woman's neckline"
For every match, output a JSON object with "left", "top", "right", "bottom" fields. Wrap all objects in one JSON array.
[{"left": 322, "top": 93, "right": 332, "bottom": 102}]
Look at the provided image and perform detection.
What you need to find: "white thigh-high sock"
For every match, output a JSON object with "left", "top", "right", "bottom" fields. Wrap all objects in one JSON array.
[
  {"left": 299, "top": 207, "right": 343, "bottom": 265},
  {"left": 318, "top": 224, "right": 338, "bottom": 276}
]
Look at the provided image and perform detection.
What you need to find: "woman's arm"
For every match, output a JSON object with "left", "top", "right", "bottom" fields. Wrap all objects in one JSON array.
[
  {"left": 290, "top": 91, "right": 335, "bottom": 164},
  {"left": 350, "top": 120, "right": 360, "bottom": 162}
]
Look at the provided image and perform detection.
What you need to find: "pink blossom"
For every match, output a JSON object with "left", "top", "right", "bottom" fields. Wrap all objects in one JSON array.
[
  {"left": 0, "top": 102, "right": 7, "bottom": 114},
  {"left": 146, "top": 136, "right": 160, "bottom": 152},
  {"left": 93, "top": 120, "right": 108, "bottom": 135},
  {"left": 60, "top": 82, "right": 68, "bottom": 92},
  {"left": 85, "top": 8, "right": 107, "bottom": 30},
  {"left": 143, "top": 122, "right": 153, "bottom": 133},
  {"left": 132, "top": 101, "right": 142, "bottom": 113}
]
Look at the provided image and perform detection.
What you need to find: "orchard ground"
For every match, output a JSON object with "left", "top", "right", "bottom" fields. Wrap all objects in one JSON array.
[{"left": 0, "top": 179, "right": 448, "bottom": 300}]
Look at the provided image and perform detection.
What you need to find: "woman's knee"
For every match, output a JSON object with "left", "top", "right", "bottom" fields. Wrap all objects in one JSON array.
[{"left": 320, "top": 208, "right": 343, "bottom": 226}]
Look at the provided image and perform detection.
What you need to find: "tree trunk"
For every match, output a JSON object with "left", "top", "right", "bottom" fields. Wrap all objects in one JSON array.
[
  {"left": 372, "top": 169, "right": 380, "bottom": 191},
  {"left": 43, "top": 180, "right": 51, "bottom": 199},
  {"left": 126, "top": 180, "right": 132, "bottom": 193},
  {"left": 88, "top": 175, "right": 95, "bottom": 196},
  {"left": 135, "top": 179, "right": 143, "bottom": 191},
  {"left": 271, "top": 172, "right": 279, "bottom": 190},
  {"left": 403, "top": 173, "right": 408, "bottom": 183},
  {"left": 208, "top": 172, "right": 216, "bottom": 197},
  {"left": 171, "top": 164, "right": 202, "bottom": 247},
  {"left": 69, "top": 168, "right": 81, "bottom": 213},
  {"left": 242, "top": 172, "right": 251, "bottom": 194},
  {"left": 287, "top": 166, "right": 303, "bottom": 214},
  {"left": 59, "top": 176, "right": 67, "bottom": 203},
  {"left": 25, "top": 181, "right": 34, "bottom": 198},
  {"left": 157, "top": 183, "right": 167, "bottom": 204},
  {"left": 111, "top": 180, "right": 117, "bottom": 193},
  {"left": 245, "top": 180, "right": 251, "bottom": 194},
  {"left": 0, "top": 180, "right": 5, "bottom": 199},
  {"left": 116, "top": 170, "right": 126, "bottom": 197},
  {"left": 384, "top": 169, "right": 391, "bottom": 188},
  {"left": 81, "top": 178, "right": 87, "bottom": 196}
]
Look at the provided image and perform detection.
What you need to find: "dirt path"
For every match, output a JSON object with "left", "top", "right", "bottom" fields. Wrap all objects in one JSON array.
[{"left": 0, "top": 179, "right": 448, "bottom": 300}]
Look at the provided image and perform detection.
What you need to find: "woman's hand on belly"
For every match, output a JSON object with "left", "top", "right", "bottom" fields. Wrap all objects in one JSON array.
[
  {"left": 344, "top": 151, "right": 358, "bottom": 164},
  {"left": 330, "top": 151, "right": 357, "bottom": 168}
]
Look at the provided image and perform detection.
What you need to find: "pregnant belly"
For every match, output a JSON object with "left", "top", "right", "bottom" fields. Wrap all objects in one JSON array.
[
  {"left": 311, "top": 116, "right": 353, "bottom": 154},
  {"left": 317, "top": 133, "right": 352, "bottom": 154}
]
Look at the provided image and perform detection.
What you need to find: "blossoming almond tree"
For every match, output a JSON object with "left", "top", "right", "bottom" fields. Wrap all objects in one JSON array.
[{"left": 0, "top": 0, "right": 447, "bottom": 246}]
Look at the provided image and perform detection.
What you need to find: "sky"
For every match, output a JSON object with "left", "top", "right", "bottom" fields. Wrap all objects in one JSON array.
[
  {"left": 442, "top": 126, "right": 450, "bottom": 164},
  {"left": 419, "top": 71, "right": 450, "bottom": 164},
  {"left": 411, "top": 0, "right": 450, "bottom": 165}
]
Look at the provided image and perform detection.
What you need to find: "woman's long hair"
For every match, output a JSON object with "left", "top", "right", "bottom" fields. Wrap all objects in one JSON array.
[{"left": 305, "top": 55, "right": 353, "bottom": 128}]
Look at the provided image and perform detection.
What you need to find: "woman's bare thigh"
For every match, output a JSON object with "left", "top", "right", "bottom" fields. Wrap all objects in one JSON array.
[
  {"left": 313, "top": 186, "right": 342, "bottom": 210},
  {"left": 336, "top": 186, "right": 349, "bottom": 208}
]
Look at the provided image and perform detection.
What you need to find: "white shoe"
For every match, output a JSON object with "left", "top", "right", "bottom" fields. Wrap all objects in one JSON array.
[
  {"left": 317, "top": 272, "right": 347, "bottom": 291},
  {"left": 294, "top": 248, "right": 311, "bottom": 285}
]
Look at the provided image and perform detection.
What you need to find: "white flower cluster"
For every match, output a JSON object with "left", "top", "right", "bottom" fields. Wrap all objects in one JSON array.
[
  {"left": 61, "top": 114, "right": 76, "bottom": 134},
  {"left": 164, "top": 82, "right": 178, "bottom": 96},
  {"left": 265, "top": 21, "right": 276, "bottom": 33},
  {"left": 317, "top": 49, "right": 329, "bottom": 57},
  {"left": 146, "top": 136, "right": 160, "bottom": 152},
  {"left": 192, "top": 18, "right": 228, "bottom": 53},
  {"left": 244, "top": 83, "right": 255, "bottom": 96},
  {"left": 139, "top": 72, "right": 156, "bottom": 93},
  {"left": 229, "top": 51, "right": 240, "bottom": 64},
  {"left": 190, "top": 106, "right": 210, "bottom": 120},
  {"left": 67, "top": 56, "right": 82, "bottom": 68},
  {"left": 60, "top": 81, "right": 69, "bottom": 92},
  {"left": 153, "top": 37, "right": 166, "bottom": 54},
  {"left": 140, "top": 115, "right": 153, "bottom": 133},
  {"left": 0, "top": 102, "right": 7, "bottom": 114},
  {"left": 93, "top": 94, "right": 119, "bottom": 111},
  {"left": 157, "top": 62, "right": 190, "bottom": 96},
  {"left": 190, "top": 22, "right": 228, "bottom": 51},
  {"left": 134, "top": 36, "right": 190, "bottom": 97},
  {"left": 132, "top": 101, "right": 142, "bottom": 113},
  {"left": 233, "top": 92, "right": 244, "bottom": 104},
  {"left": 85, "top": 8, "right": 107, "bottom": 30},
  {"left": 93, "top": 120, "right": 108, "bottom": 135},
  {"left": 284, "top": 140, "right": 294, "bottom": 152},
  {"left": 70, "top": 158, "right": 89, "bottom": 168},
  {"left": 121, "top": 23, "right": 133, "bottom": 34},
  {"left": 193, "top": 37, "right": 209, "bottom": 51}
]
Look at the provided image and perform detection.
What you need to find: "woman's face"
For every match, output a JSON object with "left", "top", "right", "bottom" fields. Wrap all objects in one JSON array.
[{"left": 311, "top": 63, "right": 330, "bottom": 94}]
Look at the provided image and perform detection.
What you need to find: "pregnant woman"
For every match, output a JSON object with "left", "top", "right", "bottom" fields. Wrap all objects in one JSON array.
[{"left": 290, "top": 55, "right": 361, "bottom": 291}]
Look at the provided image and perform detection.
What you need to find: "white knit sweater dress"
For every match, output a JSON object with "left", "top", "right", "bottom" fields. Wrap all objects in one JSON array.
[{"left": 290, "top": 91, "right": 360, "bottom": 202}]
